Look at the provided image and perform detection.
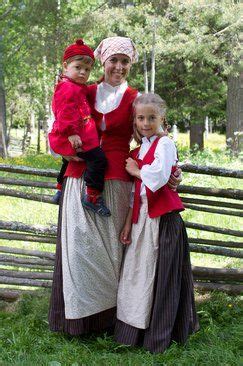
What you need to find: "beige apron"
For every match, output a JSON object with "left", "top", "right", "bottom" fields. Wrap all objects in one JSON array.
[
  {"left": 117, "top": 197, "right": 160, "bottom": 329},
  {"left": 61, "top": 177, "right": 132, "bottom": 319}
]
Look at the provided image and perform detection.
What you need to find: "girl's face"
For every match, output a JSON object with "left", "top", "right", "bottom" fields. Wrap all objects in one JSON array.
[
  {"left": 63, "top": 59, "right": 92, "bottom": 84},
  {"left": 134, "top": 103, "right": 163, "bottom": 140},
  {"left": 104, "top": 54, "right": 131, "bottom": 86}
]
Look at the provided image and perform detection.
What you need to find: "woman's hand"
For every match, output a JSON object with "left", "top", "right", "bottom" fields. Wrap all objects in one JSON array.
[
  {"left": 68, "top": 135, "right": 82, "bottom": 150},
  {"left": 125, "top": 158, "right": 140, "bottom": 178},
  {"left": 120, "top": 223, "right": 132, "bottom": 245},
  {"left": 62, "top": 155, "right": 83, "bottom": 162},
  {"left": 168, "top": 167, "right": 182, "bottom": 191}
]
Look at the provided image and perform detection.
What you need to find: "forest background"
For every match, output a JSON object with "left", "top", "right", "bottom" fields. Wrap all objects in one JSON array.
[{"left": 0, "top": 0, "right": 242, "bottom": 158}]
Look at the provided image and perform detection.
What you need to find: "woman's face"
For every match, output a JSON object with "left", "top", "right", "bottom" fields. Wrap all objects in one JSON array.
[{"left": 104, "top": 54, "right": 131, "bottom": 86}]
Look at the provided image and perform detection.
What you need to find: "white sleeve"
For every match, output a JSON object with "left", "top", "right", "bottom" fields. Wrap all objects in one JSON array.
[{"left": 140, "top": 137, "right": 177, "bottom": 192}]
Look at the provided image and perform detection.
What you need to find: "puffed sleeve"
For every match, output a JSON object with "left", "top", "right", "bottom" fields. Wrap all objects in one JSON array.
[
  {"left": 54, "top": 83, "right": 83, "bottom": 136},
  {"left": 140, "top": 137, "right": 177, "bottom": 192}
]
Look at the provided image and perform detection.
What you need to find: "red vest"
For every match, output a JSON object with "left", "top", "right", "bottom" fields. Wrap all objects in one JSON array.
[
  {"left": 65, "top": 83, "right": 138, "bottom": 180},
  {"left": 131, "top": 137, "right": 184, "bottom": 224}
]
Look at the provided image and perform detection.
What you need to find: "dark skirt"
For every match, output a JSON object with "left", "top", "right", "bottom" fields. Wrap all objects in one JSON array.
[
  {"left": 114, "top": 212, "right": 199, "bottom": 353},
  {"left": 48, "top": 180, "right": 116, "bottom": 335}
]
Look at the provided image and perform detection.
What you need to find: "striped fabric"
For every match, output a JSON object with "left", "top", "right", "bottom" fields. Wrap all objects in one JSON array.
[
  {"left": 48, "top": 179, "right": 116, "bottom": 335},
  {"left": 114, "top": 212, "right": 199, "bottom": 353}
]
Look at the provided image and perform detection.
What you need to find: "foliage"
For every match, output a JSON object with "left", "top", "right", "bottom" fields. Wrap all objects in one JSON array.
[{"left": 0, "top": 1, "right": 241, "bottom": 155}]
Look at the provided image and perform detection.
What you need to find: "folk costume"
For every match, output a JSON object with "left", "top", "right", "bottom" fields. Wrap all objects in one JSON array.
[
  {"left": 48, "top": 80, "right": 138, "bottom": 334},
  {"left": 115, "top": 136, "right": 199, "bottom": 353},
  {"left": 48, "top": 39, "right": 107, "bottom": 195}
]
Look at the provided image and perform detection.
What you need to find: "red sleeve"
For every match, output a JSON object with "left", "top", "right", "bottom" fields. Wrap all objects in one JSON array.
[{"left": 54, "top": 83, "right": 83, "bottom": 136}]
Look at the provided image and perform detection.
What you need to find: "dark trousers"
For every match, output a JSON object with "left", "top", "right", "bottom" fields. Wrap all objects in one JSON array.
[{"left": 57, "top": 147, "right": 107, "bottom": 192}]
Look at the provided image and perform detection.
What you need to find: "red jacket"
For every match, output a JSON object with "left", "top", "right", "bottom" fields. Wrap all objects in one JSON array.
[
  {"left": 65, "top": 84, "right": 138, "bottom": 180},
  {"left": 48, "top": 77, "right": 99, "bottom": 156},
  {"left": 131, "top": 137, "right": 184, "bottom": 223}
]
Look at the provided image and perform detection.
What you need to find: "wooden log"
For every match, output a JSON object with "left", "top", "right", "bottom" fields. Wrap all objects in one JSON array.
[
  {"left": 0, "top": 220, "right": 57, "bottom": 236},
  {"left": 185, "top": 221, "right": 243, "bottom": 237},
  {"left": 0, "top": 288, "right": 36, "bottom": 302},
  {"left": 0, "top": 269, "right": 53, "bottom": 280},
  {"left": 0, "top": 177, "right": 56, "bottom": 189},
  {"left": 1, "top": 163, "right": 242, "bottom": 179},
  {"left": 178, "top": 185, "right": 243, "bottom": 200},
  {"left": 0, "top": 187, "right": 55, "bottom": 204},
  {"left": 0, "top": 246, "right": 55, "bottom": 260},
  {"left": 0, "top": 261, "right": 53, "bottom": 270},
  {"left": 0, "top": 276, "right": 52, "bottom": 288},
  {"left": 194, "top": 281, "right": 243, "bottom": 295},
  {"left": 192, "top": 266, "right": 243, "bottom": 281},
  {"left": 188, "top": 237, "right": 243, "bottom": 249},
  {"left": 0, "top": 164, "right": 58, "bottom": 177},
  {"left": 180, "top": 164, "right": 243, "bottom": 178},
  {"left": 190, "top": 244, "right": 243, "bottom": 258},
  {"left": 0, "top": 232, "right": 56, "bottom": 244},
  {"left": 182, "top": 197, "right": 243, "bottom": 210},
  {"left": 183, "top": 203, "right": 243, "bottom": 217},
  {"left": 0, "top": 254, "right": 54, "bottom": 266}
]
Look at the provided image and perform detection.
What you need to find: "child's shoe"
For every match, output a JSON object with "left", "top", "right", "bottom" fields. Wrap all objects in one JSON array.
[
  {"left": 81, "top": 194, "right": 111, "bottom": 217},
  {"left": 52, "top": 190, "right": 62, "bottom": 204}
]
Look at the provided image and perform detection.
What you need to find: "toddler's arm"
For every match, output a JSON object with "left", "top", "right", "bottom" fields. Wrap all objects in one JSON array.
[{"left": 120, "top": 208, "right": 133, "bottom": 245}]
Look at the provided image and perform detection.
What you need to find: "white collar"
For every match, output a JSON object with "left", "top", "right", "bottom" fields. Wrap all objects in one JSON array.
[
  {"left": 100, "top": 81, "right": 128, "bottom": 93},
  {"left": 141, "top": 135, "right": 158, "bottom": 144}
]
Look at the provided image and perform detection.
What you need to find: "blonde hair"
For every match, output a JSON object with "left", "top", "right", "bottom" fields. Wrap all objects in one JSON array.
[{"left": 133, "top": 93, "right": 169, "bottom": 144}]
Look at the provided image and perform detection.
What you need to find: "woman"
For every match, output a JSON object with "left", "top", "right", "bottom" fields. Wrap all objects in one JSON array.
[{"left": 48, "top": 36, "right": 180, "bottom": 336}]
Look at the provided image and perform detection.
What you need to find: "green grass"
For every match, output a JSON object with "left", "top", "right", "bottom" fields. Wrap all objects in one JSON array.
[
  {"left": 0, "top": 291, "right": 242, "bottom": 366},
  {"left": 0, "top": 136, "right": 242, "bottom": 365}
]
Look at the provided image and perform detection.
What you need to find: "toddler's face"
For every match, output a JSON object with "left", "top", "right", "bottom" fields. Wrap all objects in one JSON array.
[
  {"left": 134, "top": 103, "right": 162, "bottom": 140},
  {"left": 63, "top": 59, "right": 92, "bottom": 84}
]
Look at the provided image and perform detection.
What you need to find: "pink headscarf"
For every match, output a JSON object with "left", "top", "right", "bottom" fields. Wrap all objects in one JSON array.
[{"left": 94, "top": 36, "right": 139, "bottom": 64}]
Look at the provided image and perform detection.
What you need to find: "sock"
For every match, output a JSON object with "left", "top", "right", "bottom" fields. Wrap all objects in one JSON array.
[{"left": 86, "top": 187, "right": 101, "bottom": 204}]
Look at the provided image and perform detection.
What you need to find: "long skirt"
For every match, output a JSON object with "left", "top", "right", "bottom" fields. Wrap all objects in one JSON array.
[
  {"left": 114, "top": 211, "right": 199, "bottom": 353},
  {"left": 48, "top": 177, "right": 131, "bottom": 335}
]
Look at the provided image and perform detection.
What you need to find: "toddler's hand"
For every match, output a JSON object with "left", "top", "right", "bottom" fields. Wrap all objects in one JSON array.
[
  {"left": 68, "top": 135, "right": 82, "bottom": 149},
  {"left": 120, "top": 225, "right": 132, "bottom": 245}
]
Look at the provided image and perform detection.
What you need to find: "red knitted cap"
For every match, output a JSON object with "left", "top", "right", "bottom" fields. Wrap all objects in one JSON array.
[{"left": 63, "top": 39, "right": 94, "bottom": 62}]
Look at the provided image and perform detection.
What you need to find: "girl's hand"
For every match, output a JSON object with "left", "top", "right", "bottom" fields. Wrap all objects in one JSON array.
[
  {"left": 68, "top": 135, "right": 82, "bottom": 149},
  {"left": 120, "top": 224, "right": 132, "bottom": 245},
  {"left": 125, "top": 158, "right": 140, "bottom": 178},
  {"left": 168, "top": 167, "right": 182, "bottom": 191}
]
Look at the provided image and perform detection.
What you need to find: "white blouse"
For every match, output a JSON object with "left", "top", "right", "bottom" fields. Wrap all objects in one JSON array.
[
  {"left": 95, "top": 81, "right": 128, "bottom": 131},
  {"left": 130, "top": 135, "right": 177, "bottom": 206}
]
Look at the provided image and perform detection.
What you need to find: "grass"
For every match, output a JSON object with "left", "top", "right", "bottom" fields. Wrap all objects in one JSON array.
[
  {"left": 0, "top": 134, "right": 242, "bottom": 365},
  {"left": 0, "top": 291, "right": 242, "bottom": 366}
]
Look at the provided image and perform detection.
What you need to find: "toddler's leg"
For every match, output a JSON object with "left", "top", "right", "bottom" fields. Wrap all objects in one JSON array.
[
  {"left": 77, "top": 147, "right": 111, "bottom": 217},
  {"left": 52, "top": 158, "right": 68, "bottom": 204}
]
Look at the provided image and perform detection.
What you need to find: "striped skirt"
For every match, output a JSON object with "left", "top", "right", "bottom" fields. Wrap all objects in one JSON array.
[{"left": 114, "top": 212, "right": 199, "bottom": 353}]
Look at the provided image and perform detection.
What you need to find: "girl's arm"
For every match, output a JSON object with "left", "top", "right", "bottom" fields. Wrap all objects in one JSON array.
[
  {"left": 141, "top": 137, "right": 177, "bottom": 192},
  {"left": 120, "top": 208, "right": 133, "bottom": 245}
]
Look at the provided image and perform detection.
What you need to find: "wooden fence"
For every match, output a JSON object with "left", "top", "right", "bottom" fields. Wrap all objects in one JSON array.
[{"left": 0, "top": 163, "right": 242, "bottom": 302}]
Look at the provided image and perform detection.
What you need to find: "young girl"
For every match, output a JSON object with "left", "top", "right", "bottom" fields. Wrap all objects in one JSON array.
[
  {"left": 115, "top": 93, "right": 199, "bottom": 353},
  {"left": 49, "top": 39, "right": 110, "bottom": 216}
]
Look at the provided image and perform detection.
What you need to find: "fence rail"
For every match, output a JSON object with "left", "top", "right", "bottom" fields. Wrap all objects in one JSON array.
[{"left": 0, "top": 163, "right": 242, "bottom": 300}]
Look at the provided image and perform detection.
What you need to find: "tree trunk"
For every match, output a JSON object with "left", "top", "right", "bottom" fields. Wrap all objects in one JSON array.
[
  {"left": 143, "top": 52, "right": 148, "bottom": 93},
  {"left": 0, "top": 35, "right": 7, "bottom": 158},
  {"left": 190, "top": 122, "right": 204, "bottom": 150},
  {"left": 150, "top": 19, "right": 156, "bottom": 93},
  {"left": 226, "top": 72, "right": 243, "bottom": 153}
]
